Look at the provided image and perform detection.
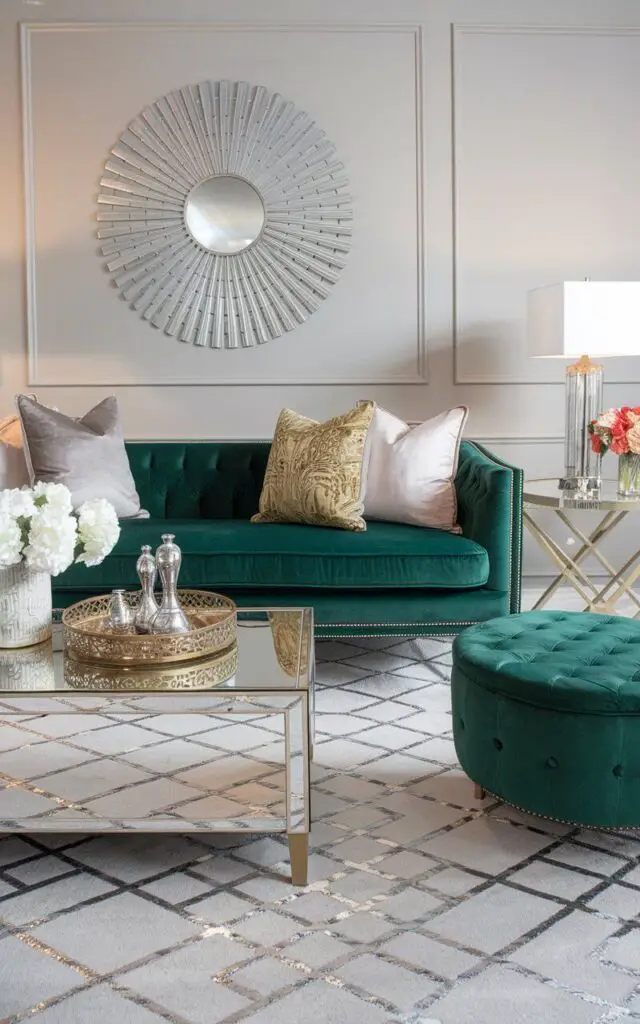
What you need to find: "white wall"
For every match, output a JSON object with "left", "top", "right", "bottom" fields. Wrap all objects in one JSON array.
[{"left": 2, "top": 0, "right": 640, "bottom": 577}]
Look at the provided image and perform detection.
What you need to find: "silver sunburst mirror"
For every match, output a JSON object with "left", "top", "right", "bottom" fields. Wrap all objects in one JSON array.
[{"left": 97, "top": 80, "right": 353, "bottom": 349}]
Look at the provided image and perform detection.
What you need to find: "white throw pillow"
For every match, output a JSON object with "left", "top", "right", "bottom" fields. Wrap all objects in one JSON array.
[{"left": 363, "top": 405, "right": 468, "bottom": 531}]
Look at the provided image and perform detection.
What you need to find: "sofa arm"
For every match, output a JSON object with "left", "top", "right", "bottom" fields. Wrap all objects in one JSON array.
[{"left": 455, "top": 441, "right": 523, "bottom": 612}]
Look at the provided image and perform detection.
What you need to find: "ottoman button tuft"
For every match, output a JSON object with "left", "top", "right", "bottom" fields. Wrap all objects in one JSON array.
[
  {"left": 493, "top": 738, "right": 503, "bottom": 751},
  {"left": 546, "top": 757, "right": 558, "bottom": 769},
  {"left": 613, "top": 765, "right": 624, "bottom": 777}
]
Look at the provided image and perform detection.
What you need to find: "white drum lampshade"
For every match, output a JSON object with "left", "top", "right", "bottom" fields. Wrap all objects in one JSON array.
[{"left": 527, "top": 281, "right": 640, "bottom": 490}]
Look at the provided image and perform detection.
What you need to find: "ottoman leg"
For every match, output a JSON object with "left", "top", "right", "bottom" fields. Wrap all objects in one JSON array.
[{"left": 474, "top": 783, "right": 486, "bottom": 800}]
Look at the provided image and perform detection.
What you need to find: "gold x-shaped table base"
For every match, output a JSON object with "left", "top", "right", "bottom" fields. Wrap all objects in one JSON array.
[{"left": 524, "top": 506, "right": 640, "bottom": 616}]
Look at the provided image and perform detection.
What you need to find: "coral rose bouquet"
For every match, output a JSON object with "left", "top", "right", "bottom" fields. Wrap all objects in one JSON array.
[
  {"left": 589, "top": 407, "right": 640, "bottom": 457},
  {"left": 589, "top": 407, "right": 640, "bottom": 496},
  {"left": 0, "top": 482, "right": 120, "bottom": 574}
]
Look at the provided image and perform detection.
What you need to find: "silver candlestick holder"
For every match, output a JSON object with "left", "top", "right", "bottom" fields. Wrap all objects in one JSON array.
[
  {"left": 134, "top": 545, "right": 159, "bottom": 634},
  {"left": 150, "top": 534, "right": 190, "bottom": 634}
]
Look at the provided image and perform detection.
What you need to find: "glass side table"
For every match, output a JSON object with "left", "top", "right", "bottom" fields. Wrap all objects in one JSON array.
[{"left": 524, "top": 479, "right": 640, "bottom": 616}]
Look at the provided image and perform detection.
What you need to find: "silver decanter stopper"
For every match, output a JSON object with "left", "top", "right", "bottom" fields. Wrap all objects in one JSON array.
[
  {"left": 150, "top": 534, "right": 190, "bottom": 634},
  {"left": 108, "top": 589, "right": 134, "bottom": 633},
  {"left": 134, "top": 544, "right": 159, "bottom": 634}
]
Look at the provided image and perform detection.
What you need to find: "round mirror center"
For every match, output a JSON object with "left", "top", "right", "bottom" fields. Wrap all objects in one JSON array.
[{"left": 184, "top": 175, "right": 265, "bottom": 255}]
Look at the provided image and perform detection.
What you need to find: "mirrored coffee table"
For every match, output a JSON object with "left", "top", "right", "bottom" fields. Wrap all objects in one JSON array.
[{"left": 0, "top": 608, "right": 314, "bottom": 885}]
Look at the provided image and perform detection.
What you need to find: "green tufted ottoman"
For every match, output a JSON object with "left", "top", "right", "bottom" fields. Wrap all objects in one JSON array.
[{"left": 452, "top": 611, "right": 640, "bottom": 828}]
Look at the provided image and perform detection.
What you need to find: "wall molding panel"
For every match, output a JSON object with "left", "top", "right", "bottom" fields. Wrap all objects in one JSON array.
[
  {"left": 452, "top": 23, "right": 640, "bottom": 386},
  {"left": 472, "top": 435, "right": 564, "bottom": 446},
  {"left": 22, "top": 21, "right": 426, "bottom": 387}
]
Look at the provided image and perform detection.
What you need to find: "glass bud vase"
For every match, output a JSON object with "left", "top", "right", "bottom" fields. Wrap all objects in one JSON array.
[
  {"left": 617, "top": 453, "right": 640, "bottom": 496},
  {"left": 108, "top": 589, "right": 134, "bottom": 633}
]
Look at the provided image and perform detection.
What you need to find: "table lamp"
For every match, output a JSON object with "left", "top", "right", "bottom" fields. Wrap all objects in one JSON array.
[{"left": 527, "top": 281, "right": 640, "bottom": 492}]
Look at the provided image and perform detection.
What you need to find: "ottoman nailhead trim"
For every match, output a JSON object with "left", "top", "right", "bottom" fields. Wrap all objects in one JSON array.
[{"left": 478, "top": 788, "right": 640, "bottom": 832}]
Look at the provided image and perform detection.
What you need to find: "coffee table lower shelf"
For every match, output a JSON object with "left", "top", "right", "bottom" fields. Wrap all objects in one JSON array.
[{"left": 0, "top": 690, "right": 312, "bottom": 887}]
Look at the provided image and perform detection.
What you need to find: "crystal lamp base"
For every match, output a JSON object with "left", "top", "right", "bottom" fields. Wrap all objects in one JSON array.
[{"left": 562, "top": 356, "right": 603, "bottom": 492}]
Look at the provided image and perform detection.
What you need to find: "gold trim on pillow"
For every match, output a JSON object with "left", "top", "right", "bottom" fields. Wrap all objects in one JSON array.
[{"left": 252, "top": 403, "right": 375, "bottom": 531}]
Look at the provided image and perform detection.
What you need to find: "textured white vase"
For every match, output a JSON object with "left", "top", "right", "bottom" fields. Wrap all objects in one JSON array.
[{"left": 0, "top": 562, "right": 52, "bottom": 648}]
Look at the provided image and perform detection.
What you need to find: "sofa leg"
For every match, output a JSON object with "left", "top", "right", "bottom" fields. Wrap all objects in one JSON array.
[{"left": 474, "top": 783, "right": 486, "bottom": 800}]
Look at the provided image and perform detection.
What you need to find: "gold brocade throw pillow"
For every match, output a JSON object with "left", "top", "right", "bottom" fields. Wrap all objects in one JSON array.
[{"left": 252, "top": 403, "right": 375, "bottom": 531}]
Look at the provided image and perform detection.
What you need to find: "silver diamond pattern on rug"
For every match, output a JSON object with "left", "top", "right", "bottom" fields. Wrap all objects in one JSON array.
[{"left": 1, "top": 636, "right": 640, "bottom": 1022}]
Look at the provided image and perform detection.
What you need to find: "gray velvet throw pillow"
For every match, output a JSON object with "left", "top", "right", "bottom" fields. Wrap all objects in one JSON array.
[{"left": 16, "top": 395, "right": 142, "bottom": 518}]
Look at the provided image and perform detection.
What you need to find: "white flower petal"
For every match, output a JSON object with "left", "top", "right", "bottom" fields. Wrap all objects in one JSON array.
[
  {"left": 0, "top": 512, "right": 24, "bottom": 567},
  {"left": 75, "top": 498, "right": 120, "bottom": 567}
]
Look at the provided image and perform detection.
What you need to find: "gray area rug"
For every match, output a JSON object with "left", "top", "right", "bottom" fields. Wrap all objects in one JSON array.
[{"left": 1, "top": 636, "right": 640, "bottom": 1023}]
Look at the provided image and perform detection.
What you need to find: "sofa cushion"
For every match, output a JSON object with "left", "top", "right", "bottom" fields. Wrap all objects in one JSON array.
[{"left": 55, "top": 518, "right": 490, "bottom": 592}]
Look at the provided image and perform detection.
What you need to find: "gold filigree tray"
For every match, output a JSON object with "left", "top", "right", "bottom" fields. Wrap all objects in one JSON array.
[
  {"left": 62, "top": 591, "right": 236, "bottom": 666},
  {"left": 64, "top": 645, "right": 238, "bottom": 691}
]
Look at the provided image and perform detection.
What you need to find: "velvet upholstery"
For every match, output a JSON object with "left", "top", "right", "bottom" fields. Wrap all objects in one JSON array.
[
  {"left": 17, "top": 395, "right": 142, "bottom": 518},
  {"left": 452, "top": 612, "right": 640, "bottom": 827},
  {"left": 127, "top": 442, "right": 271, "bottom": 520},
  {"left": 56, "top": 519, "right": 490, "bottom": 593},
  {"left": 455, "top": 441, "right": 522, "bottom": 606},
  {"left": 53, "top": 439, "right": 523, "bottom": 638}
]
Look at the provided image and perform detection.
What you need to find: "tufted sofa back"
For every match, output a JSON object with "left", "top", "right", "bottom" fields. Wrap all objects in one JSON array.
[{"left": 125, "top": 442, "right": 271, "bottom": 519}]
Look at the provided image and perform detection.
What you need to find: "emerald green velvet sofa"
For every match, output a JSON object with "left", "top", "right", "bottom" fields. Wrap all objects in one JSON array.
[{"left": 52, "top": 440, "right": 523, "bottom": 638}]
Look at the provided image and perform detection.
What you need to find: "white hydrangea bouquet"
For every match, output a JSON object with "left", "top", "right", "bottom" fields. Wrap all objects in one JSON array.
[
  {"left": 0, "top": 482, "right": 119, "bottom": 573},
  {"left": 0, "top": 482, "right": 120, "bottom": 648}
]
